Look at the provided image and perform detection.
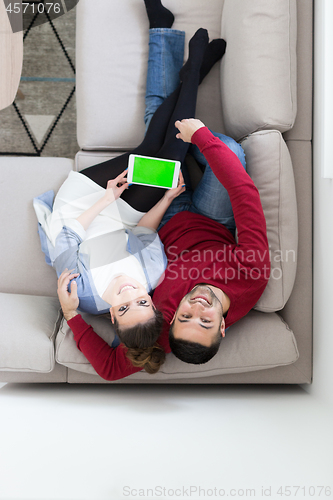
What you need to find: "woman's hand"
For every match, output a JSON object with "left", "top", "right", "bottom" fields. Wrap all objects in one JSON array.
[
  {"left": 164, "top": 170, "right": 186, "bottom": 202},
  {"left": 77, "top": 169, "right": 129, "bottom": 230},
  {"left": 103, "top": 169, "right": 129, "bottom": 205},
  {"left": 136, "top": 172, "right": 185, "bottom": 230},
  {"left": 175, "top": 118, "right": 205, "bottom": 143}
]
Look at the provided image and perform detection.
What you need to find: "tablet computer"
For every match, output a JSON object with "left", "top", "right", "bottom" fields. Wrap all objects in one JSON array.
[{"left": 127, "top": 154, "right": 181, "bottom": 189}]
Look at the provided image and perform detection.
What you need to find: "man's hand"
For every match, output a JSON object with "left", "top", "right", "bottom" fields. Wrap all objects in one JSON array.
[
  {"left": 57, "top": 269, "right": 80, "bottom": 321},
  {"left": 164, "top": 170, "right": 186, "bottom": 202},
  {"left": 175, "top": 118, "right": 205, "bottom": 143}
]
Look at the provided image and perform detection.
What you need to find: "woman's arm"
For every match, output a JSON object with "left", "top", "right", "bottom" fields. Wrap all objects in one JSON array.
[
  {"left": 77, "top": 169, "right": 129, "bottom": 230},
  {"left": 137, "top": 171, "right": 185, "bottom": 231}
]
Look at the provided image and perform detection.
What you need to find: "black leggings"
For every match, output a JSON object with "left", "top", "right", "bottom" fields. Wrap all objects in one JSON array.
[{"left": 81, "top": 71, "right": 200, "bottom": 212}]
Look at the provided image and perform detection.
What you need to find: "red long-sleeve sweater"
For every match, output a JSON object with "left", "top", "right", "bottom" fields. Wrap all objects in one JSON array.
[
  {"left": 68, "top": 127, "right": 270, "bottom": 381},
  {"left": 154, "top": 127, "right": 270, "bottom": 328}
]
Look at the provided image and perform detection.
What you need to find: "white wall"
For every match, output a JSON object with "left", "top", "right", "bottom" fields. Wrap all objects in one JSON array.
[{"left": 307, "top": 0, "right": 333, "bottom": 407}]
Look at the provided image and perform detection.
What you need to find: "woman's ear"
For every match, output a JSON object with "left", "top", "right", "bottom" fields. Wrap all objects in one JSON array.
[{"left": 110, "top": 308, "right": 115, "bottom": 324}]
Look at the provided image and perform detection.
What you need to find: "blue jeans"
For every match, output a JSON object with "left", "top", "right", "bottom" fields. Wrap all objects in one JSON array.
[
  {"left": 145, "top": 29, "right": 185, "bottom": 130},
  {"left": 145, "top": 29, "right": 246, "bottom": 236}
]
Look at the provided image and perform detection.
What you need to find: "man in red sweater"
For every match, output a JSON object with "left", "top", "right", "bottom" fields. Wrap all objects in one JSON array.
[
  {"left": 152, "top": 118, "right": 270, "bottom": 364},
  {"left": 57, "top": 118, "right": 270, "bottom": 379}
]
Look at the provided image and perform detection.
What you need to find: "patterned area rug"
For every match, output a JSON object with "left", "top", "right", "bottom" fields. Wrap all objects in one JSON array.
[{"left": 0, "top": 3, "right": 79, "bottom": 158}]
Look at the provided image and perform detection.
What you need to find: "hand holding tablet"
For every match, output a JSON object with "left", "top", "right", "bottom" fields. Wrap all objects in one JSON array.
[{"left": 127, "top": 154, "right": 181, "bottom": 189}]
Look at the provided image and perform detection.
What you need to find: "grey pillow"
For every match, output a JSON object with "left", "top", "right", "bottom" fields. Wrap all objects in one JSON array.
[
  {"left": 0, "top": 293, "right": 60, "bottom": 373},
  {"left": 241, "top": 130, "right": 298, "bottom": 312}
]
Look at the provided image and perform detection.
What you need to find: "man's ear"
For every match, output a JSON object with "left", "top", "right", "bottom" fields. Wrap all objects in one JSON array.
[
  {"left": 110, "top": 308, "right": 115, "bottom": 324},
  {"left": 170, "top": 311, "right": 176, "bottom": 325},
  {"left": 221, "top": 317, "right": 226, "bottom": 338}
]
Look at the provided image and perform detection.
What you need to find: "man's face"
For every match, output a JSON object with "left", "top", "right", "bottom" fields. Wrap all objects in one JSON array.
[{"left": 171, "top": 285, "right": 225, "bottom": 346}]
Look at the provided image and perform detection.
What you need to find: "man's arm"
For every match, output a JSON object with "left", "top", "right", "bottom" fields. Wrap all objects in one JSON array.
[
  {"left": 57, "top": 270, "right": 143, "bottom": 380},
  {"left": 175, "top": 119, "right": 270, "bottom": 271}
]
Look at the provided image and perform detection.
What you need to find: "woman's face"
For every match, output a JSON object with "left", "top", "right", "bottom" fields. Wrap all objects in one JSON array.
[{"left": 109, "top": 275, "right": 155, "bottom": 328}]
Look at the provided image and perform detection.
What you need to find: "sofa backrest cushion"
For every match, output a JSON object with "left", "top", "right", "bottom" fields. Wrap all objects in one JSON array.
[
  {"left": 221, "top": 0, "right": 297, "bottom": 141},
  {"left": 241, "top": 130, "right": 298, "bottom": 311},
  {"left": 56, "top": 310, "right": 298, "bottom": 379}
]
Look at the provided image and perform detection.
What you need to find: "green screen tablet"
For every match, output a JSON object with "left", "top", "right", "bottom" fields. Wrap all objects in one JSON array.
[{"left": 127, "top": 154, "right": 181, "bottom": 189}]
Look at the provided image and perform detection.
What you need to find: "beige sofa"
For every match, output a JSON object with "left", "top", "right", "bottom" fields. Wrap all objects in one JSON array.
[{"left": 0, "top": 0, "right": 313, "bottom": 384}]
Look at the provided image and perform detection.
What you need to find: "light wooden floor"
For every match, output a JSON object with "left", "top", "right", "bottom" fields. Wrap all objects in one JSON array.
[{"left": 0, "top": 0, "right": 23, "bottom": 111}]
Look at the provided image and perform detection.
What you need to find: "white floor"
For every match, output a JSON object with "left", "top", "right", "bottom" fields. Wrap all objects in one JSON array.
[{"left": 0, "top": 382, "right": 332, "bottom": 500}]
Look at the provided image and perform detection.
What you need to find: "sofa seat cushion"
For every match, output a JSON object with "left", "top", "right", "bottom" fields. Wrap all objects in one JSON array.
[
  {"left": 76, "top": 0, "right": 226, "bottom": 151},
  {"left": 221, "top": 0, "right": 297, "bottom": 141},
  {"left": 75, "top": 151, "right": 121, "bottom": 171},
  {"left": 55, "top": 310, "right": 298, "bottom": 379},
  {"left": 0, "top": 293, "right": 61, "bottom": 373},
  {"left": 76, "top": 0, "right": 297, "bottom": 150},
  {"left": 0, "top": 156, "right": 74, "bottom": 297},
  {"left": 241, "top": 130, "right": 298, "bottom": 312}
]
